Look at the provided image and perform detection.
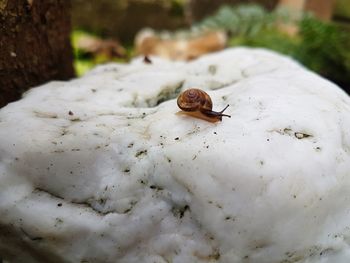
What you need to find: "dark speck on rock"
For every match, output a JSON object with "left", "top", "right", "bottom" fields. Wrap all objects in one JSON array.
[
  {"left": 135, "top": 150, "right": 147, "bottom": 158},
  {"left": 150, "top": 185, "right": 164, "bottom": 191},
  {"left": 143, "top": 56, "right": 152, "bottom": 64},
  {"left": 128, "top": 143, "right": 134, "bottom": 148},
  {"left": 208, "top": 65, "right": 217, "bottom": 75}
]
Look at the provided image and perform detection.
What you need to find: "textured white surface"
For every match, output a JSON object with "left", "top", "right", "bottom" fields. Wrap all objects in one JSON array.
[{"left": 1, "top": 48, "right": 350, "bottom": 263}]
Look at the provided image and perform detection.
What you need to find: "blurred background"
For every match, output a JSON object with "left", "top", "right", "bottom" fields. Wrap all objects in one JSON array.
[
  {"left": 70, "top": 0, "right": 350, "bottom": 93},
  {"left": 1, "top": 0, "right": 350, "bottom": 107}
]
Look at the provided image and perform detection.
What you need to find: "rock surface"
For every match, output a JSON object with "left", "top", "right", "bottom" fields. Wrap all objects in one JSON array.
[{"left": 0, "top": 48, "right": 350, "bottom": 263}]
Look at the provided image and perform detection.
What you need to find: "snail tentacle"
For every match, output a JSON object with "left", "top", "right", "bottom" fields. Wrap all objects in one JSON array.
[{"left": 201, "top": 105, "right": 231, "bottom": 120}]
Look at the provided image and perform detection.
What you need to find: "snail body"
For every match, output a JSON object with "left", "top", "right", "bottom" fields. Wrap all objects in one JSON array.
[{"left": 177, "top": 88, "right": 231, "bottom": 123}]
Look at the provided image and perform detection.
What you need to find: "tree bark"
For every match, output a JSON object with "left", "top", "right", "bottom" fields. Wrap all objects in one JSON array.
[{"left": 0, "top": 0, "right": 74, "bottom": 108}]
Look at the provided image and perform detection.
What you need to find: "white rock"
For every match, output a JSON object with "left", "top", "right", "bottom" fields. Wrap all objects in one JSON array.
[{"left": 0, "top": 48, "right": 350, "bottom": 263}]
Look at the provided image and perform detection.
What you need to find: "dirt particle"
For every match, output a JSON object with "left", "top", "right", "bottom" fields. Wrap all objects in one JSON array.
[
  {"left": 143, "top": 56, "right": 152, "bottom": 64},
  {"left": 295, "top": 132, "right": 312, "bottom": 139},
  {"left": 127, "top": 143, "right": 134, "bottom": 148},
  {"left": 208, "top": 64, "right": 217, "bottom": 75},
  {"left": 31, "top": 236, "right": 43, "bottom": 241},
  {"left": 55, "top": 218, "right": 63, "bottom": 224},
  {"left": 123, "top": 208, "right": 132, "bottom": 213},
  {"left": 135, "top": 149, "right": 147, "bottom": 158},
  {"left": 149, "top": 185, "right": 163, "bottom": 191},
  {"left": 171, "top": 205, "right": 189, "bottom": 218},
  {"left": 57, "top": 203, "right": 62, "bottom": 207},
  {"left": 174, "top": 137, "right": 179, "bottom": 141},
  {"left": 140, "top": 180, "right": 147, "bottom": 185},
  {"left": 68, "top": 111, "right": 74, "bottom": 116},
  {"left": 210, "top": 250, "right": 221, "bottom": 260}
]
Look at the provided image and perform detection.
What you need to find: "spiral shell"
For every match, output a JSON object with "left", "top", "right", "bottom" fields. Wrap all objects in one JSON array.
[{"left": 177, "top": 88, "right": 212, "bottom": 112}]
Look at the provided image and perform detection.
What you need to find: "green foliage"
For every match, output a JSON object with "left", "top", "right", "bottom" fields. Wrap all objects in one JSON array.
[
  {"left": 197, "top": 5, "right": 290, "bottom": 37},
  {"left": 169, "top": 0, "right": 185, "bottom": 17},
  {"left": 71, "top": 30, "right": 131, "bottom": 76},
  {"left": 71, "top": 30, "right": 99, "bottom": 76},
  {"left": 296, "top": 16, "right": 350, "bottom": 84},
  {"left": 71, "top": 4, "right": 350, "bottom": 87},
  {"left": 335, "top": 0, "right": 350, "bottom": 18},
  {"left": 197, "top": 4, "right": 350, "bottom": 88},
  {"left": 228, "top": 28, "right": 299, "bottom": 57}
]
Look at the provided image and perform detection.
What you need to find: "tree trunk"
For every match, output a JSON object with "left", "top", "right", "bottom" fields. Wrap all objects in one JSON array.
[{"left": 0, "top": 0, "right": 74, "bottom": 108}]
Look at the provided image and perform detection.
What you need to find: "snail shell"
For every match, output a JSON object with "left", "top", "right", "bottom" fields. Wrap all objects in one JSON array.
[
  {"left": 177, "top": 88, "right": 231, "bottom": 123},
  {"left": 177, "top": 88, "right": 212, "bottom": 112}
]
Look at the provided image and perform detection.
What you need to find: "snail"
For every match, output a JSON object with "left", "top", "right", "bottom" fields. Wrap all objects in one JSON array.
[{"left": 177, "top": 88, "right": 231, "bottom": 123}]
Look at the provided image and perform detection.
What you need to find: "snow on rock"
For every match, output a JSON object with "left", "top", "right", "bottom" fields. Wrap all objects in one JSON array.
[{"left": 0, "top": 48, "right": 350, "bottom": 263}]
